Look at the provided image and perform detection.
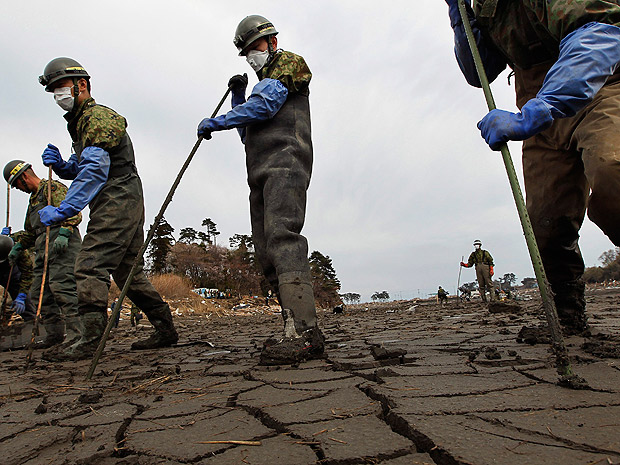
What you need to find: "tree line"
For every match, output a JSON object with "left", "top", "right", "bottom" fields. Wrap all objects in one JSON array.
[
  {"left": 146, "top": 217, "right": 342, "bottom": 307},
  {"left": 583, "top": 248, "right": 620, "bottom": 283}
]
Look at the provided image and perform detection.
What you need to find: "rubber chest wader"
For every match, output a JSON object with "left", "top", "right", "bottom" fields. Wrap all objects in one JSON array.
[
  {"left": 245, "top": 90, "right": 317, "bottom": 332},
  {"left": 473, "top": 0, "right": 601, "bottom": 331},
  {"left": 28, "top": 180, "right": 82, "bottom": 343},
  {"left": 69, "top": 102, "right": 176, "bottom": 349}
]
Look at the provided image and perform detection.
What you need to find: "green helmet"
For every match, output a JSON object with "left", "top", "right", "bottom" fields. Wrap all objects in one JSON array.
[
  {"left": 39, "top": 57, "right": 89, "bottom": 92},
  {"left": 3, "top": 160, "right": 31, "bottom": 187},
  {"left": 233, "top": 15, "right": 278, "bottom": 56},
  {"left": 0, "top": 235, "right": 14, "bottom": 263}
]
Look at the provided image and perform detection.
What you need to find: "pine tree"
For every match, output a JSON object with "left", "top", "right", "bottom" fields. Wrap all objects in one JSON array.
[
  {"left": 309, "top": 251, "right": 341, "bottom": 308},
  {"left": 202, "top": 218, "right": 220, "bottom": 246},
  {"left": 148, "top": 217, "right": 175, "bottom": 274},
  {"left": 179, "top": 227, "right": 198, "bottom": 243}
]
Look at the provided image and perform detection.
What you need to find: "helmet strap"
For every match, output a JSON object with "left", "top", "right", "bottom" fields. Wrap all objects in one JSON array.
[
  {"left": 265, "top": 35, "right": 277, "bottom": 67},
  {"left": 71, "top": 77, "right": 80, "bottom": 113},
  {"left": 267, "top": 35, "right": 274, "bottom": 54}
]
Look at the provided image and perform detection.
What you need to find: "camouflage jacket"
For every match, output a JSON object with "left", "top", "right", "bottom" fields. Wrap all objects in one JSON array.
[
  {"left": 0, "top": 246, "right": 33, "bottom": 294},
  {"left": 474, "top": 0, "right": 620, "bottom": 69},
  {"left": 258, "top": 50, "right": 312, "bottom": 95},
  {"left": 467, "top": 249, "right": 494, "bottom": 267},
  {"left": 65, "top": 97, "right": 137, "bottom": 178},
  {"left": 15, "top": 179, "right": 81, "bottom": 249},
  {"left": 65, "top": 97, "right": 127, "bottom": 151}
]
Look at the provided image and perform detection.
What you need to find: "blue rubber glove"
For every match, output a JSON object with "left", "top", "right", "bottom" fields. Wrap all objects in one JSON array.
[
  {"left": 1, "top": 226, "right": 10, "bottom": 235},
  {"left": 8, "top": 242, "right": 22, "bottom": 266},
  {"left": 197, "top": 78, "right": 288, "bottom": 139},
  {"left": 196, "top": 123, "right": 213, "bottom": 140},
  {"left": 477, "top": 99, "right": 553, "bottom": 151},
  {"left": 536, "top": 22, "right": 620, "bottom": 120},
  {"left": 38, "top": 203, "right": 80, "bottom": 227},
  {"left": 12, "top": 293, "right": 27, "bottom": 315},
  {"left": 478, "top": 22, "right": 620, "bottom": 150},
  {"left": 42, "top": 143, "right": 79, "bottom": 180},
  {"left": 53, "top": 227, "right": 72, "bottom": 254},
  {"left": 42, "top": 143, "right": 63, "bottom": 166},
  {"left": 61, "top": 146, "right": 110, "bottom": 212},
  {"left": 445, "top": 0, "right": 506, "bottom": 87}
]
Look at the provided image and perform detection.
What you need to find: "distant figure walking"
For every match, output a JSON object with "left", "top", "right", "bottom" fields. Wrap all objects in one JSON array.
[{"left": 461, "top": 240, "right": 496, "bottom": 303}]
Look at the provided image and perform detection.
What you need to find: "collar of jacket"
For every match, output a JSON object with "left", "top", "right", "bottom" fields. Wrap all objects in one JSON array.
[
  {"left": 64, "top": 97, "right": 96, "bottom": 126},
  {"left": 257, "top": 49, "right": 282, "bottom": 80}
]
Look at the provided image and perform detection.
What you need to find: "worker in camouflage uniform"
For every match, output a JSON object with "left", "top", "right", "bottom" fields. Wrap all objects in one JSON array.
[
  {"left": 197, "top": 15, "right": 324, "bottom": 365},
  {"left": 461, "top": 239, "right": 496, "bottom": 302},
  {"left": 37, "top": 57, "right": 178, "bottom": 361},
  {"left": 3, "top": 161, "right": 81, "bottom": 347},
  {"left": 0, "top": 234, "right": 36, "bottom": 322},
  {"left": 444, "top": 0, "right": 620, "bottom": 334},
  {"left": 437, "top": 286, "right": 449, "bottom": 306}
]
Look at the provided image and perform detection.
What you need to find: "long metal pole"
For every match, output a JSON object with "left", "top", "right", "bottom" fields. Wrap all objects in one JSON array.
[
  {"left": 86, "top": 86, "right": 232, "bottom": 379},
  {"left": 1, "top": 185, "right": 13, "bottom": 321},
  {"left": 457, "top": 255, "right": 464, "bottom": 300},
  {"left": 26, "top": 167, "right": 53, "bottom": 364},
  {"left": 457, "top": 0, "right": 582, "bottom": 386}
]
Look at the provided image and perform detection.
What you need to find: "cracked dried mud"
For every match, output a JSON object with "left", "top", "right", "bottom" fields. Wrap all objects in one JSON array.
[{"left": 1, "top": 287, "right": 619, "bottom": 464}]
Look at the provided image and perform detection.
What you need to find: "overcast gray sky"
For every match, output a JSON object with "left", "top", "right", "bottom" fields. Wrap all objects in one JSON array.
[{"left": 1, "top": 1, "right": 614, "bottom": 302}]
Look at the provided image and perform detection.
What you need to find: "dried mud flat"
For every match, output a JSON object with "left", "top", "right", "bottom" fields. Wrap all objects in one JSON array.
[{"left": 1, "top": 288, "right": 619, "bottom": 465}]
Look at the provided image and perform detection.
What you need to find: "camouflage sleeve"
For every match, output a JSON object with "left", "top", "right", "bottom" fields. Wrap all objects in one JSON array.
[
  {"left": 467, "top": 252, "right": 476, "bottom": 267},
  {"left": 78, "top": 105, "right": 127, "bottom": 151},
  {"left": 50, "top": 180, "right": 82, "bottom": 229},
  {"left": 14, "top": 205, "right": 36, "bottom": 249},
  {"left": 531, "top": 0, "right": 620, "bottom": 39},
  {"left": 16, "top": 248, "right": 34, "bottom": 294},
  {"left": 263, "top": 51, "right": 312, "bottom": 94}
]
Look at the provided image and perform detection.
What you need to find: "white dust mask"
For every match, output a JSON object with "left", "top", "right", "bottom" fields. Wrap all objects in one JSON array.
[
  {"left": 54, "top": 87, "right": 74, "bottom": 112},
  {"left": 246, "top": 49, "right": 270, "bottom": 71}
]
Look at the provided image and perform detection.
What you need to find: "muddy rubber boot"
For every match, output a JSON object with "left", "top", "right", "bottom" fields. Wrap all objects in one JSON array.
[
  {"left": 38, "top": 322, "right": 65, "bottom": 349},
  {"left": 260, "top": 309, "right": 325, "bottom": 365},
  {"left": 554, "top": 280, "right": 588, "bottom": 335},
  {"left": 43, "top": 312, "right": 106, "bottom": 362},
  {"left": 63, "top": 315, "right": 83, "bottom": 346},
  {"left": 42, "top": 316, "right": 83, "bottom": 359},
  {"left": 131, "top": 307, "right": 178, "bottom": 350},
  {"left": 277, "top": 273, "right": 318, "bottom": 330}
]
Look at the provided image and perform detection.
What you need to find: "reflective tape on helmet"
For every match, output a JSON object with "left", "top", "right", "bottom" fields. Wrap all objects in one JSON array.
[{"left": 9, "top": 163, "right": 26, "bottom": 181}]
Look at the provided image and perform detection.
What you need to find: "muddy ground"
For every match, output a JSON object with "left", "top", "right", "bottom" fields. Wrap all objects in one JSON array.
[{"left": 1, "top": 288, "right": 619, "bottom": 465}]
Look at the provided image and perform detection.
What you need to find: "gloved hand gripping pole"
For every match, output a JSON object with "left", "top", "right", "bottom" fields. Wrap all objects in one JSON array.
[
  {"left": 26, "top": 166, "right": 53, "bottom": 365},
  {"left": 86, "top": 86, "right": 232, "bottom": 380},
  {"left": 457, "top": 0, "right": 585, "bottom": 387},
  {"left": 1, "top": 184, "right": 13, "bottom": 322}
]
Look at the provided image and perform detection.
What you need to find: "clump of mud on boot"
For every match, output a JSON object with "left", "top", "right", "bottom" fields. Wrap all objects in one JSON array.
[{"left": 260, "top": 326, "right": 325, "bottom": 366}]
